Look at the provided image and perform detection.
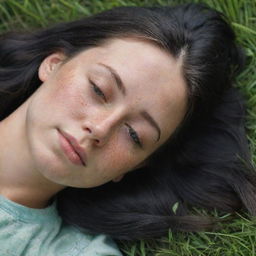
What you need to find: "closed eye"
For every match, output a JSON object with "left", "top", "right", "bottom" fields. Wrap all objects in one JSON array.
[
  {"left": 125, "top": 123, "right": 142, "bottom": 148},
  {"left": 89, "top": 79, "right": 107, "bottom": 102}
]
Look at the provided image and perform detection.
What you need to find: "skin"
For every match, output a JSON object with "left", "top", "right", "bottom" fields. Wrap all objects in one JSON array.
[{"left": 0, "top": 37, "right": 187, "bottom": 208}]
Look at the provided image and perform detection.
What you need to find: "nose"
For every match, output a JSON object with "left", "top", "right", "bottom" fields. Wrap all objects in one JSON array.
[{"left": 82, "top": 108, "right": 125, "bottom": 147}]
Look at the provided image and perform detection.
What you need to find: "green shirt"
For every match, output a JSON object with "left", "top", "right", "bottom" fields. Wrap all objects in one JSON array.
[{"left": 0, "top": 195, "right": 122, "bottom": 256}]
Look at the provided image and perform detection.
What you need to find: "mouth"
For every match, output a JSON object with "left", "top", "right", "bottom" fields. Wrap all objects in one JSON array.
[{"left": 58, "top": 129, "right": 86, "bottom": 167}]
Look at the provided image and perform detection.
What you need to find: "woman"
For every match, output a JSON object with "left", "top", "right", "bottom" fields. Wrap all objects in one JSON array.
[{"left": 0, "top": 2, "right": 255, "bottom": 255}]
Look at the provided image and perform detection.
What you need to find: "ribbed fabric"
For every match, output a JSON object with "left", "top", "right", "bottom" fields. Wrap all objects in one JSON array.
[{"left": 0, "top": 195, "right": 122, "bottom": 256}]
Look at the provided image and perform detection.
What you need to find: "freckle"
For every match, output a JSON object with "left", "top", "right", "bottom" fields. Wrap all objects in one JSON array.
[{"left": 103, "top": 143, "right": 134, "bottom": 171}]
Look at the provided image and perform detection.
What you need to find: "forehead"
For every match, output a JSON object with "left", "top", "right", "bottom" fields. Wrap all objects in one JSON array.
[
  {"left": 84, "top": 37, "right": 183, "bottom": 84},
  {"left": 74, "top": 37, "right": 188, "bottom": 143}
]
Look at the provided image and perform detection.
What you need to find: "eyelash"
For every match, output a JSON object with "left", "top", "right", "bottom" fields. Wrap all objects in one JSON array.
[
  {"left": 90, "top": 80, "right": 143, "bottom": 148},
  {"left": 125, "top": 123, "right": 143, "bottom": 148},
  {"left": 90, "top": 80, "right": 107, "bottom": 102}
]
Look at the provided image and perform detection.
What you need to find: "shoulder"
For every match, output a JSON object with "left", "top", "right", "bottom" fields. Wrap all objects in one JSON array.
[
  {"left": 59, "top": 224, "right": 123, "bottom": 256},
  {"left": 80, "top": 232, "right": 123, "bottom": 256}
]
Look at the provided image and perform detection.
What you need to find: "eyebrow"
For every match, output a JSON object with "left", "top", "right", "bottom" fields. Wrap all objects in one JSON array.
[
  {"left": 97, "top": 62, "right": 161, "bottom": 142},
  {"left": 141, "top": 111, "right": 161, "bottom": 142}
]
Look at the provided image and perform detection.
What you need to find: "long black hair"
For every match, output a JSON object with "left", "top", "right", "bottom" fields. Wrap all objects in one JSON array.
[{"left": 0, "top": 3, "right": 255, "bottom": 240}]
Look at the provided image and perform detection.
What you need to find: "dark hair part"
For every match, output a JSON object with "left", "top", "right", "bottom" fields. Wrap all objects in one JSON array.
[{"left": 0, "top": 3, "right": 255, "bottom": 240}]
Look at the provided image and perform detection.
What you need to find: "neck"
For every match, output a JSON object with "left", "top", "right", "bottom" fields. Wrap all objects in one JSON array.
[{"left": 0, "top": 187, "right": 55, "bottom": 208}]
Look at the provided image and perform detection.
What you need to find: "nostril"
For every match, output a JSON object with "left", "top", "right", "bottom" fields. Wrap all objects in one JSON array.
[
  {"left": 86, "top": 127, "right": 92, "bottom": 133},
  {"left": 84, "top": 126, "right": 100, "bottom": 145}
]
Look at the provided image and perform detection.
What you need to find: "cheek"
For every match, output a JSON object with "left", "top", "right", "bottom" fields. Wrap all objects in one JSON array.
[
  {"left": 97, "top": 135, "right": 145, "bottom": 178},
  {"left": 47, "top": 77, "right": 89, "bottom": 121}
]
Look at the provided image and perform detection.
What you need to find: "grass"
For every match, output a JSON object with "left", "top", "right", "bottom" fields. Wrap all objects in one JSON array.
[
  {"left": 0, "top": 0, "right": 255, "bottom": 255},
  {"left": 120, "top": 212, "right": 256, "bottom": 256}
]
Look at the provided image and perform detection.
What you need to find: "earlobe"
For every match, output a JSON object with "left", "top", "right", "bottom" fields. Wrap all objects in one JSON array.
[
  {"left": 112, "top": 174, "right": 124, "bottom": 183},
  {"left": 134, "top": 160, "right": 148, "bottom": 170},
  {"left": 112, "top": 160, "right": 148, "bottom": 183},
  {"left": 38, "top": 52, "right": 66, "bottom": 82}
]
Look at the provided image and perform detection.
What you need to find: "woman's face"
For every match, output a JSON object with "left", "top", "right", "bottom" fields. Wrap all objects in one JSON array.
[{"left": 26, "top": 37, "right": 187, "bottom": 188}]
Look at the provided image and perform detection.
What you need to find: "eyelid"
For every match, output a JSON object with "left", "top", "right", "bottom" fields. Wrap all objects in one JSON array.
[
  {"left": 89, "top": 79, "right": 107, "bottom": 102},
  {"left": 125, "top": 123, "right": 143, "bottom": 148}
]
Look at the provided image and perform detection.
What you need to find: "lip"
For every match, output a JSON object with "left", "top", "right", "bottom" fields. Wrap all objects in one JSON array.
[{"left": 58, "top": 129, "right": 86, "bottom": 166}]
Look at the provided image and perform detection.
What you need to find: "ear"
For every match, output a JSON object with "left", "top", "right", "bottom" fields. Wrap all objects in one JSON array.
[
  {"left": 112, "top": 174, "right": 124, "bottom": 183},
  {"left": 112, "top": 160, "right": 148, "bottom": 183},
  {"left": 38, "top": 52, "right": 66, "bottom": 82},
  {"left": 134, "top": 160, "right": 148, "bottom": 170}
]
